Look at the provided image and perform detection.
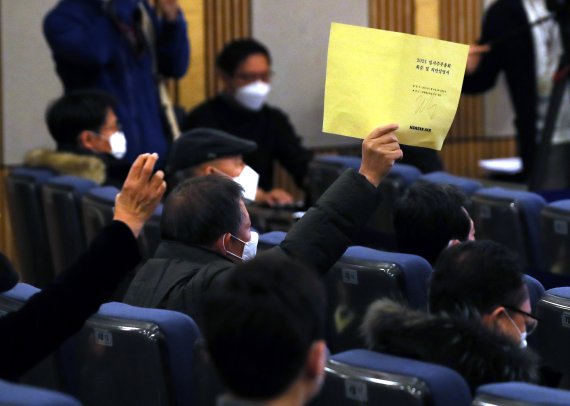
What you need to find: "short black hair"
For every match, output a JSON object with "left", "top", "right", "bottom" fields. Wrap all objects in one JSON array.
[
  {"left": 394, "top": 182, "right": 471, "bottom": 264},
  {"left": 161, "top": 175, "right": 244, "bottom": 246},
  {"left": 45, "top": 89, "right": 117, "bottom": 150},
  {"left": 216, "top": 38, "right": 271, "bottom": 76},
  {"left": 204, "top": 254, "right": 326, "bottom": 400},
  {"left": 429, "top": 240, "right": 527, "bottom": 317}
]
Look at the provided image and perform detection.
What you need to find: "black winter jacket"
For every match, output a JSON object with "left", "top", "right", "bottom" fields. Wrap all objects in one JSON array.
[
  {"left": 124, "top": 169, "right": 382, "bottom": 328},
  {"left": 362, "top": 299, "right": 540, "bottom": 393}
]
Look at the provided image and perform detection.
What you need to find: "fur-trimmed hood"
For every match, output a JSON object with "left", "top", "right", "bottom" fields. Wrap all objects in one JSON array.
[
  {"left": 362, "top": 299, "right": 540, "bottom": 392},
  {"left": 23, "top": 149, "right": 106, "bottom": 185}
]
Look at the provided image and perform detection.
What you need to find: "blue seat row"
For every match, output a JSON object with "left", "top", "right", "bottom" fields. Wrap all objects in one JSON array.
[{"left": 5, "top": 168, "right": 162, "bottom": 287}]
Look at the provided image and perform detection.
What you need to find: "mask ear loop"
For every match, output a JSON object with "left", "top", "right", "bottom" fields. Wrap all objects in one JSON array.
[{"left": 223, "top": 233, "right": 245, "bottom": 261}]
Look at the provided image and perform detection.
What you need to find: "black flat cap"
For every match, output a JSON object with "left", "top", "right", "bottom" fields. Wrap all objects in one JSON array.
[{"left": 167, "top": 128, "right": 257, "bottom": 173}]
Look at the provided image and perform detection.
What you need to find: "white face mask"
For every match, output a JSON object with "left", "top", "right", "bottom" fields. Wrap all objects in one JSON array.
[
  {"left": 226, "top": 231, "right": 259, "bottom": 262},
  {"left": 234, "top": 81, "right": 271, "bottom": 111},
  {"left": 109, "top": 131, "right": 127, "bottom": 159},
  {"left": 505, "top": 312, "right": 528, "bottom": 349},
  {"left": 233, "top": 165, "right": 260, "bottom": 201}
]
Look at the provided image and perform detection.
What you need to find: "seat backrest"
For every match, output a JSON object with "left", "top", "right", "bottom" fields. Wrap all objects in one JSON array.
[
  {"left": 471, "top": 187, "right": 546, "bottom": 275},
  {"left": 313, "top": 349, "right": 471, "bottom": 406},
  {"left": 81, "top": 186, "right": 119, "bottom": 245},
  {"left": 42, "top": 176, "right": 97, "bottom": 275},
  {"left": 418, "top": 171, "right": 483, "bottom": 197},
  {"left": 540, "top": 200, "right": 570, "bottom": 281},
  {"left": 307, "top": 156, "right": 361, "bottom": 204},
  {"left": 366, "top": 163, "right": 421, "bottom": 241},
  {"left": 0, "top": 283, "right": 67, "bottom": 391},
  {"left": 5, "top": 167, "right": 56, "bottom": 287},
  {"left": 0, "top": 379, "right": 82, "bottom": 406},
  {"left": 138, "top": 204, "right": 163, "bottom": 259},
  {"left": 258, "top": 231, "right": 287, "bottom": 251},
  {"left": 325, "top": 247, "right": 432, "bottom": 353},
  {"left": 536, "top": 287, "right": 570, "bottom": 375},
  {"left": 473, "top": 382, "right": 570, "bottom": 406},
  {"left": 67, "top": 302, "right": 200, "bottom": 406}
]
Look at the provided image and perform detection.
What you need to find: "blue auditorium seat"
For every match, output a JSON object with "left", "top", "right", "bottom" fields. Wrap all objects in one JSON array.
[
  {"left": 258, "top": 231, "right": 287, "bottom": 251},
  {"left": 522, "top": 274, "right": 544, "bottom": 350},
  {"left": 325, "top": 247, "right": 432, "bottom": 353},
  {"left": 540, "top": 200, "right": 570, "bottom": 278},
  {"left": 418, "top": 171, "right": 483, "bottom": 196},
  {"left": 5, "top": 167, "right": 56, "bottom": 287},
  {"left": 81, "top": 186, "right": 119, "bottom": 245},
  {"left": 313, "top": 349, "right": 471, "bottom": 406},
  {"left": 307, "top": 155, "right": 361, "bottom": 204},
  {"left": 471, "top": 187, "right": 547, "bottom": 283},
  {"left": 67, "top": 302, "right": 200, "bottom": 406},
  {"left": 0, "top": 379, "right": 82, "bottom": 406},
  {"left": 536, "top": 288, "right": 570, "bottom": 376},
  {"left": 474, "top": 382, "right": 570, "bottom": 406},
  {"left": 42, "top": 176, "right": 97, "bottom": 274}
]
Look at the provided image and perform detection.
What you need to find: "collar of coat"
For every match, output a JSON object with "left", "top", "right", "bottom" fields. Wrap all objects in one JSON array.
[
  {"left": 361, "top": 299, "right": 540, "bottom": 392},
  {"left": 23, "top": 148, "right": 106, "bottom": 185}
]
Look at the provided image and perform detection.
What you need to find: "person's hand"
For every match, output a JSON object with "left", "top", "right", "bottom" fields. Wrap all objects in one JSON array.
[
  {"left": 466, "top": 44, "right": 491, "bottom": 74},
  {"left": 359, "top": 124, "right": 403, "bottom": 187},
  {"left": 256, "top": 188, "right": 294, "bottom": 206},
  {"left": 156, "top": 0, "right": 180, "bottom": 21},
  {"left": 114, "top": 153, "right": 166, "bottom": 237}
]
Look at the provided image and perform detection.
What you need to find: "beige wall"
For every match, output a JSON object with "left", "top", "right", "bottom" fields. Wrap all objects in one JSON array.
[
  {"left": 252, "top": 0, "right": 367, "bottom": 148},
  {"left": 1, "top": 0, "right": 61, "bottom": 165}
]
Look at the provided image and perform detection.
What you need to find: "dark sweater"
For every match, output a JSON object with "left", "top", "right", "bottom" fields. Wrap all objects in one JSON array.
[{"left": 184, "top": 95, "right": 313, "bottom": 190}]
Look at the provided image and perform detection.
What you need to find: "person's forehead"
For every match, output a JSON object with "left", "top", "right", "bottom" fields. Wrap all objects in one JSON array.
[{"left": 236, "top": 53, "right": 270, "bottom": 72}]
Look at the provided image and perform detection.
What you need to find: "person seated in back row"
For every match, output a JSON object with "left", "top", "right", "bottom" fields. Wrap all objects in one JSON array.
[
  {"left": 123, "top": 124, "right": 402, "bottom": 329},
  {"left": 166, "top": 128, "right": 290, "bottom": 206},
  {"left": 363, "top": 240, "right": 540, "bottom": 393},
  {"left": 183, "top": 39, "right": 314, "bottom": 205},
  {"left": 25, "top": 89, "right": 130, "bottom": 188},
  {"left": 204, "top": 255, "right": 327, "bottom": 406},
  {"left": 394, "top": 182, "right": 475, "bottom": 265}
]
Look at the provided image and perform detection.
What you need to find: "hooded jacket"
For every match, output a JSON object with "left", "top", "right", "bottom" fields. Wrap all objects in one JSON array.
[
  {"left": 23, "top": 148, "right": 129, "bottom": 188},
  {"left": 44, "top": 0, "right": 190, "bottom": 165},
  {"left": 362, "top": 299, "right": 540, "bottom": 393}
]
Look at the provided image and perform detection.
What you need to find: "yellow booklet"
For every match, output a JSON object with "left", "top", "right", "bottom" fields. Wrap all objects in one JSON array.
[{"left": 323, "top": 23, "right": 469, "bottom": 150}]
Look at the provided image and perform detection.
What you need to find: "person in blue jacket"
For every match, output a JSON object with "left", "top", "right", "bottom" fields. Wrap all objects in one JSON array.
[{"left": 43, "top": 0, "right": 190, "bottom": 166}]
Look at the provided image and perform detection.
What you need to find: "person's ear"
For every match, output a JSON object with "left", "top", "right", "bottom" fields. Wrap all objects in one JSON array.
[
  {"left": 448, "top": 239, "right": 461, "bottom": 247},
  {"left": 202, "top": 165, "right": 216, "bottom": 175},
  {"left": 78, "top": 130, "right": 95, "bottom": 149},
  {"left": 305, "top": 340, "right": 327, "bottom": 380},
  {"left": 212, "top": 233, "right": 232, "bottom": 256},
  {"left": 481, "top": 306, "right": 506, "bottom": 329}
]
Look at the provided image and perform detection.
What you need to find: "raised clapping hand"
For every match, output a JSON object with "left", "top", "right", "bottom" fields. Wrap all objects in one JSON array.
[
  {"left": 359, "top": 124, "right": 403, "bottom": 188},
  {"left": 114, "top": 153, "right": 167, "bottom": 237}
]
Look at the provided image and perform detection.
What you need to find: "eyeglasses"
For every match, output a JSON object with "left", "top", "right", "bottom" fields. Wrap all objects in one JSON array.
[
  {"left": 234, "top": 70, "right": 274, "bottom": 83},
  {"left": 503, "top": 305, "right": 539, "bottom": 336}
]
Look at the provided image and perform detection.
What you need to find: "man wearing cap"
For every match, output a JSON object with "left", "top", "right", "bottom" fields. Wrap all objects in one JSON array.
[
  {"left": 166, "top": 128, "right": 292, "bottom": 205},
  {"left": 124, "top": 124, "right": 403, "bottom": 329}
]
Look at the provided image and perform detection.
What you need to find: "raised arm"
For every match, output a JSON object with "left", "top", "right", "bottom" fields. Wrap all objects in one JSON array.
[{"left": 0, "top": 153, "right": 165, "bottom": 381}]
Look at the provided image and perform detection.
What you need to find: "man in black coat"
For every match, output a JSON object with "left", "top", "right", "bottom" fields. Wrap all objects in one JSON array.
[
  {"left": 463, "top": 0, "right": 562, "bottom": 180},
  {"left": 363, "top": 240, "right": 540, "bottom": 393},
  {"left": 124, "top": 124, "right": 403, "bottom": 328}
]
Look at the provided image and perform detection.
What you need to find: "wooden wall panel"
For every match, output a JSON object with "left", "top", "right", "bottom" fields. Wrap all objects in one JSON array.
[
  {"left": 369, "top": 0, "right": 415, "bottom": 33},
  {"left": 204, "top": 0, "right": 251, "bottom": 98}
]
